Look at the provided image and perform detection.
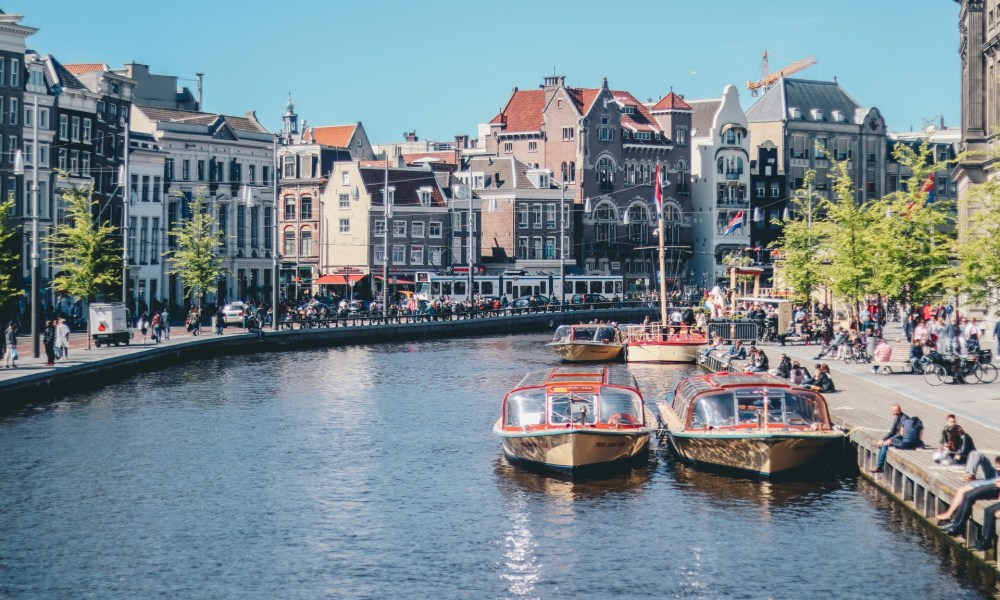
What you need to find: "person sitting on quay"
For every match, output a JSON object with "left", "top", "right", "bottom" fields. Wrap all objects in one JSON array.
[
  {"left": 744, "top": 348, "right": 769, "bottom": 373},
  {"left": 935, "top": 456, "right": 1000, "bottom": 536},
  {"left": 869, "top": 404, "right": 922, "bottom": 474},
  {"left": 770, "top": 352, "right": 792, "bottom": 379},
  {"left": 789, "top": 361, "right": 811, "bottom": 385},
  {"left": 969, "top": 496, "right": 1000, "bottom": 552},
  {"left": 870, "top": 337, "right": 893, "bottom": 374},
  {"left": 700, "top": 333, "right": 724, "bottom": 361},
  {"left": 803, "top": 363, "right": 836, "bottom": 393},
  {"left": 933, "top": 414, "right": 975, "bottom": 466}
]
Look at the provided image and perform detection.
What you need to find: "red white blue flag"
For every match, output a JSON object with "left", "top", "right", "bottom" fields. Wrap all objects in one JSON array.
[
  {"left": 920, "top": 173, "right": 935, "bottom": 204},
  {"left": 723, "top": 211, "right": 744, "bottom": 236}
]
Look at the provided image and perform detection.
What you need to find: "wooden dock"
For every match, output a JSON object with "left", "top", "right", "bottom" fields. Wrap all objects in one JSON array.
[{"left": 698, "top": 342, "right": 1000, "bottom": 570}]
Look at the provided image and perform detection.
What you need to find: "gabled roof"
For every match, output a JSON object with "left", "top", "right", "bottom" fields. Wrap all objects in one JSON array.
[
  {"left": 687, "top": 99, "right": 722, "bottom": 137},
  {"left": 135, "top": 105, "right": 267, "bottom": 133},
  {"left": 464, "top": 156, "right": 543, "bottom": 190},
  {"left": 651, "top": 91, "right": 693, "bottom": 112},
  {"left": 359, "top": 167, "right": 447, "bottom": 208},
  {"left": 312, "top": 124, "right": 357, "bottom": 148},
  {"left": 611, "top": 90, "right": 662, "bottom": 133},
  {"left": 746, "top": 78, "right": 864, "bottom": 124},
  {"left": 490, "top": 89, "right": 545, "bottom": 132},
  {"left": 566, "top": 88, "right": 601, "bottom": 116},
  {"left": 64, "top": 62, "right": 108, "bottom": 76},
  {"left": 403, "top": 151, "right": 458, "bottom": 166},
  {"left": 44, "top": 55, "right": 87, "bottom": 91}
]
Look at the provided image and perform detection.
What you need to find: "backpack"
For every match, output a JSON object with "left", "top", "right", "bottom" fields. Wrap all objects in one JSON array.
[{"left": 910, "top": 416, "right": 924, "bottom": 436}]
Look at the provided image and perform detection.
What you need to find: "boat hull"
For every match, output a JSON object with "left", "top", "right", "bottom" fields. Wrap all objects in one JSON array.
[
  {"left": 625, "top": 341, "right": 700, "bottom": 363},
  {"left": 548, "top": 342, "right": 624, "bottom": 363},
  {"left": 666, "top": 431, "right": 841, "bottom": 476},
  {"left": 494, "top": 424, "right": 649, "bottom": 470}
]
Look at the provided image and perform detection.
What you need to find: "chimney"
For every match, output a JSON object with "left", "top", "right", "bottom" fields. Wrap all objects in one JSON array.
[
  {"left": 195, "top": 72, "right": 204, "bottom": 110},
  {"left": 405, "top": 130, "right": 418, "bottom": 142}
]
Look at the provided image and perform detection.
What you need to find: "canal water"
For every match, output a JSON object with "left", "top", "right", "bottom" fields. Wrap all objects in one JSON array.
[{"left": 1, "top": 333, "right": 997, "bottom": 599}]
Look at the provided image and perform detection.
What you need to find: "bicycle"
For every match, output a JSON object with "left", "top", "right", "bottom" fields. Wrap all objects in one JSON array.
[
  {"left": 921, "top": 353, "right": 994, "bottom": 385},
  {"left": 843, "top": 343, "right": 872, "bottom": 364}
]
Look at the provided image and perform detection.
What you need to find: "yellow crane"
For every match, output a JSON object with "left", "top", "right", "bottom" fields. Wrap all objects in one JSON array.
[{"left": 747, "top": 50, "right": 817, "bottom": 96}]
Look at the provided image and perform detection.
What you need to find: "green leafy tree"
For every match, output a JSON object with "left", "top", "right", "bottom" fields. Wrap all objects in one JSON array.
[
  {"left": 956, "top": 176, "right": 1000, "bottom": 314},
  {"left": 0, "top": 196, "right": 22, "bottom": 312},
  {"left": 867, "top": 139, "right": 955, "bottom": 305},
  {"left": 770, "top": 172, "right": 822, "bottom": 305},
  {"left": 166, "top": 190, "right": 226, "bottom": 307},
  {"left": 47, "top": 184, "right": 122, "bottom": 348},
  {"left": 812, "top": 158, "right": 875, "bottom": 319}
]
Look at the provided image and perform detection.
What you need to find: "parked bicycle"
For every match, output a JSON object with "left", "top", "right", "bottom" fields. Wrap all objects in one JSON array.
[
  {"left": 842, "top": 343, "right": 872, "bottom": 364},
  {"left": 921, "top": 350, "right": 998, "bottom": 386}
]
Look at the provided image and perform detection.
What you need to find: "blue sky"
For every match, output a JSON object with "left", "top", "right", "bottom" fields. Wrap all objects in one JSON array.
[{"left": 18, "top": 0, "right": 959, "bottom": 143}]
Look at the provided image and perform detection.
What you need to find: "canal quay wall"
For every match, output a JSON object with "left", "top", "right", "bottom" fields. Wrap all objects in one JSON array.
[
  {"left": 702, "top": 334, "right": 1000, "bottom": 572},
  {"left": 0, "top": 306, "right": 656, "bottom": 406}
]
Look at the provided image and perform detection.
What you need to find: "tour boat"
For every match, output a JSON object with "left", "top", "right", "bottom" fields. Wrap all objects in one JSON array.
[
  {"left": 493, "top": 367, "right": 652, "bottom": 471},
  {"left": 657, "top": 372, "right": 843, "bottom": 476},
  {"left": 547, "top": 324, "right": 624, "bottom": 362},
  {"left": 621, "top": 325, "right": 706, "bottom": 363}
]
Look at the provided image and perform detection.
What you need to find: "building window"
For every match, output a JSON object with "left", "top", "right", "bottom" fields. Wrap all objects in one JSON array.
[
  {"left": 140, "top": 217, "right": 149, "bottom": 264},
  {"left": 375, "top": 219, "right": 386, "bottom": 235},
  {"left": 237, "top": 205, "right": 246, "bottom": 248},
  {"left": 283, "top": 231, "right": 295, "bottom": 255},
  {"left": 675, "top": 127, "right": 687, "bottom": 145},
  {"left": 300, "top": 230, "right": 312, "bottom": 255},
  {"left": 284, "top": 197, "right": 295, "bottom": 220},
  {"left": 503, "top": 142, "right": 512, "bottom": 154},
  {"left": 419, "top": 189, "right": 431, "bottom": 206},
  {"left": 70, "top": 115, "right": 80, "bottom": 141},
  {"left": 596, "top": 157, "right": 614, "bottom": 190},
  {"left": 410, "top": 245, "right": 424, "bottom": 265},
  {"left": 756, "top": 183, "right": 765, "bottom": 197},
  {"left": 428, "top": 247, "right": 443, "bottom": 266},
  {"left": 248, "top": 164, "right": 256, "bottom": 184},
  {"left": 517, "top": 204, "right": 529, "bottom": 228},
  {"left": 412, "top": 221, "right": 425, "bottom": 237},
  {"left": 338, "top": 219, "right": 350, "bottom": 234},
  {"left": 151, "top": 217, "right": 160, "bottom": 263},
  {"left": 516, "top": 237, "right": 528, "bottom": 259},
  {"left": 251, "top": 206, "right": 259, "bottom": 249},
  {"left": 816, "top": 137, "right": 827, "bottom": 159},
  {"left": 82, "top": 153, "right": 90, "bottom": 176},
  {"left": 770, "top": 183, "right": 780, "bottom": 197},
  {"left": 83, "top": 118, "right": 92, "bottom": 143},
  {"left": 393, "top": 221, "right": 407, "bottom": 236},
  {"left": 264, "top": 208, "right": 272, "bottom": 250},
  {"left": 339, "top": 193, "right": 349, "bottom": 209},
  {"left": 197, "top": 160, "right": 206, "bottom": 181},
  {"left": 70, "top": 150, "right": 79, "bottom": 173},
  {"left": 218, "top": 205, "right": 228, "bottom": 251},
  {"left": 57, "top": 148, "right": 66, "bottom": 170},
  {"left": 58, "top": 114, "right": 67, "bottom": 139},
  {"left": 283, "top": 156, "right": 295, "bottom": 178},
  {"left": 153, "top": 177, "right": 161, "bottom": 202},
  {"left": 546, "top": 203, "right": 557, "bottom": 229},
  {"left": 562, "top": 127, "right": 574, "bottom": 141},
  {"left": 544, "top": 237, "right": 556, "bottom": 259},
  {"left": 532, "top": 205, "right": 543, "bottom": 229},
  {"left": 342, "top": 171, "right": 349, "bottom": 185},
  {"left": 141, "top": 176, "right": 150, "bottom": 202},
  {"left": 300, "top": 196, "right": 312, "bottom": 220},
  {"left": 10, "top": 58, "right": 18, "bottom": 87},
  {"left": 528, "top": 141, "right": 537, "bottom": 153},
  {"left": 392, "top": 245, "right": 405, "bottom": 264},
  {"left": 374, "top": 246, "right": 385, "bottom": 264},
  {"left": 39, "top": 143, "right": 49, "bottom": 167},
  {"left": 598, "top": 125, "right": 613, "bottom": 141},
  {"left": 182, "top": 160, "right": 190, "bottom": 180},
  {"left": 429, "top": 221, "right": 442, "bottom": 237}
]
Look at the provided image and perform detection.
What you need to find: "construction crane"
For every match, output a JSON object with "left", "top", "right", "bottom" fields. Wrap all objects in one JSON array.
[{"left": 747, "top": 50, "right": 817, "bottom": 96}]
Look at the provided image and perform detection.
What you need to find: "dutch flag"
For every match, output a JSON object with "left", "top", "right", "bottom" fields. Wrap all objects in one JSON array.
[{"left": 723, "top": 211, "right": 744, "bottom": 236}]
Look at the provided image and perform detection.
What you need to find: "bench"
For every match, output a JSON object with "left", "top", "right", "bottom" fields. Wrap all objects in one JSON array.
[
  {"left": 778, "top": 324, "right": 811, "bottom": 346},
  {"left": 876, "top": 340, "right": 916, "bottom": 375}
]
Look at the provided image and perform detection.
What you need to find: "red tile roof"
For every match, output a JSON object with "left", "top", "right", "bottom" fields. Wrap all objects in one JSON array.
[
  {"left": 402, "top": 151, "right": 458, "bottom": 166},
  {"left": 64, "top": 63, "right": 107, "bottom": 76},
  {"left": 612, "top": 90, "right": 661, "bottom": 132},
  {"left": 312, "top": 125, "right": 357, "bottom": 148},
  {"left": 490, "top": 89, "right": 545, "bottom": 132},
  {"left": 566, "top": 88, "right": 601, "bottom": 116},
  {"left": 652, "top": 91, "right": 692, "bottom": 111}
]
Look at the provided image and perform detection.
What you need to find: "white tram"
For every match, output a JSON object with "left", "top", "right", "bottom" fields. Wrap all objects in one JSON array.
[{"left": 414, "top": 271, "right": 625, "bottom": 303}]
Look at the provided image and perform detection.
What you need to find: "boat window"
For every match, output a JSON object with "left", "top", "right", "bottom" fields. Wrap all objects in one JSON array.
[
  {"left": 549, "top": 393, "right": 597, "bottom": 425},
  {"left": 731, "top": 388, "right": 827, "bottom": 427},
  {"left": 599, "top": 388, "right": 642, "bottom": 424},
  {"left": 595, "top": 327, "right": 617, "bottom": 343},
  {"left": 505, "top": 390, "right": 547, "bottom": 427},
  {"left": 552, "top": 326, "right": 571, "bottom": 343},
  {"left": 690, "top": 392, "right": 736, "bottom": 429}
]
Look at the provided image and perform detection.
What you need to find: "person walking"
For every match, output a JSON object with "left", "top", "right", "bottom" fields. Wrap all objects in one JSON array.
[
  {"left": 215, "top": 307, "right": 225, "bottom": 335},
  {"left": 42, "top": 320, "right": 56, "bottom": 366},
  {"left": 3, "top": 321, "right": 17, "bottom": 368},
  {"left": 150, "top": 312, "right": 162, "bottom": 344},
  {"left": 55, "top": 318, "right": 70, "bottom": 360},
  {"left": 137, "top": 313, "right": 149, "bottom": 344},
  {"left": 161, "top": 307, "right": 170, "bottom": 340}
]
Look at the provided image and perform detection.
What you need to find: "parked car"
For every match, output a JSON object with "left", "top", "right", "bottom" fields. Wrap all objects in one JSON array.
[
  {"left": 570, "top": 294, "right": 610, "bottom": 309},
  {"left": 221, "top": 302, "right": 248, "bottom": 325},
  {"left": 511, "top": 295, "right": 550, "bottom": 310}
]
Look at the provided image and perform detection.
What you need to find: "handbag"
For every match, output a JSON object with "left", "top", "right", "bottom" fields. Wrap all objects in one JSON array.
[{"left": 11, "top": 347, "right": 17, "bottom": 360}]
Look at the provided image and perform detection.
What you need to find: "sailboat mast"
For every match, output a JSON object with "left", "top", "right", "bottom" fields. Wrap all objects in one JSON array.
[{"left": 658, "top": 200, "right": 667, "bottom": 324}]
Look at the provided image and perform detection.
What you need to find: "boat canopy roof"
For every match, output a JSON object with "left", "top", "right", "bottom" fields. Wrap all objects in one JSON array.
[{"left": 514, "top": 366, "right": 637, "bottom": 391}]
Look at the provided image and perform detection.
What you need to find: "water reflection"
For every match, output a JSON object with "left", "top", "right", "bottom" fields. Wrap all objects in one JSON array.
[{"left": 493, "top": 454, "right": 651, "bottom": 502}]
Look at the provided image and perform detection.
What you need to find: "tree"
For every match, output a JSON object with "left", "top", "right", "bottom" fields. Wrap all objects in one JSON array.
[
  {"left": 770, "top": 172, "right": 822, "bottom": 306},
  {"left": 48, "top": 184, "right": 121, "bottom": 304},
  {"left": 867, "top": 139, "right": 955, "bottom": 305},
  {"left": 0, "top": 196, "right": 22, "bottom": 313},
  {"left": 812, "top": 158, "right": 875, "bottom": 320},
  {"left": 955, "top": 176, "right": 1000, "bottom": 314},
  {"left": 166, "top": 190, "right": 226, "bottom": 308}
]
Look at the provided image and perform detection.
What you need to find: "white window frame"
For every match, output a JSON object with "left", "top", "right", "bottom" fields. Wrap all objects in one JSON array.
[
  {"left": 411, "top": 221, "right": 425, "bottom": 238},
  {"left": 410, "top": 244, "right": 423, "bottom": 265},
  {"left": 393, "top": 221, "right": 407, "bottom": 236},
  {"left": 339, "top": 218, "right": 350, "bottom": 234},
  {"left": 429, "top": 221, "right": 442, "bottom": 238},
  {"left": 562, "top": 127, "right": 574, "bottom": 141},
  {"left": 339, "top": 193, "right": 350, "bottom": 209},
  {"left": 374, "top": 219, "right": 386, "bottom": 235},
  {"left": 392, "top": 244, "right": 405, "bottom": 264}
]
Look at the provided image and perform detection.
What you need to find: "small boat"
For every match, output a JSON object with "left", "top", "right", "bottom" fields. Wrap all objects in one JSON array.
[
  {"left": 657, "top": 372, "right": 843, "bottom": 476},
  {"left": 621, "top": 324, "right": 706, "bottom": 363},
  {"left": 493, "top": 367, "right": 651, "bottom": 471},
  {"left": 547, "top": 324, "right": 624, "bottom": 362}
]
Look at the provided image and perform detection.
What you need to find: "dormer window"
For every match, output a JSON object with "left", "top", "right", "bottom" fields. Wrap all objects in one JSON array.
[
  {"left": 811, "top": 109, "right": 824, "bottom": 121},
  {"left": 831, "top": 110, "right": 845, "bottom": 123},
  {"left": 789, "top": 107, "right": 802, "bottom": 120},
  {"left": 418, "top": 187, "right": 432, "bottom": 207},
  {"left": 623, "top": 105, "right": 635, "bottom": 115}
]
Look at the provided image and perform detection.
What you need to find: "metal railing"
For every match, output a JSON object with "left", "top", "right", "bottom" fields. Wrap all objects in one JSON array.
[{"left": 707, "top": 320, "right": 761, "bottom": 343}]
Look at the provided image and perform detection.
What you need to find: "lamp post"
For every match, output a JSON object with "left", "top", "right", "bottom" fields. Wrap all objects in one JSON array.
[
  {"left": 381, "top": 159, "right": 393, "bottom": 317},
  {"left": 465, "top": 183, "right": 474, "bottom": 304},
  {"left": 122, "top": 121, "right": 130, "bottom": 314},
  {"left": 271, "top": 137, "right": 279, "bottom": 330},
  {"left": 559, "top": 179, "right": 566, "bottom": 308}
]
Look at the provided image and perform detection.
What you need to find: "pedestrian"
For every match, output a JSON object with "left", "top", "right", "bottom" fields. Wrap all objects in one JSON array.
[
  {"left": 150, "top": 312, "right": 162, "bottom": 344},
  {"left": 994, "top": 320, "right": 1000, "bottom": 355},
  {"left": 42, "top": 320, "right": 56, "bottom": 366},
  {"left": 3, "top": 321, "right": 17, "bottom": 368},
  {"left": 137, "top": 312, "right": 149, "bottom": 344},
  {"left": 55, "top": 318, "right": 70, "bottom": 360},
  {"left": 215, "top": 307, "right": 225, "bottom": 335},
  {"left": 161, "top": 307, "right": 170, "bottom": 340}
]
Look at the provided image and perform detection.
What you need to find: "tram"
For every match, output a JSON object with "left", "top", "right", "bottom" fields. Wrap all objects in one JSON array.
[{"left": 414, "top": 271, "right": 625, "bottom": 303}]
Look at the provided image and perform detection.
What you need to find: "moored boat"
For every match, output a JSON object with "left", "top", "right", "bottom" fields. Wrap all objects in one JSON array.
[
  {"left": 493, "top": 367, "right": 651, "bottom": 471},
  {"left": 657, "top": 372, "right": 843, "bottom": 476},
  {"left": 621, "top": 325, "right": 705, "bottom": 363},
  {"left": 547, "top": 324, "right": 624, "bottom": 363}
]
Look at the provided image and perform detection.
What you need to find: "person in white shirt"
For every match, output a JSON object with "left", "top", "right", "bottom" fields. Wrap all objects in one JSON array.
[{"left": 55, "top": 318, "right": 70, "bottom": 359}]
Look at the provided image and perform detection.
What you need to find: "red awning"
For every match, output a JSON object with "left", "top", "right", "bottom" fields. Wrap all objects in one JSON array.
[
  {"left": 316, "top": 273, "right": 366, "bottom": 285},
  {"left": 374, "top": 275, "right": 415, "bottom": 284}
]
